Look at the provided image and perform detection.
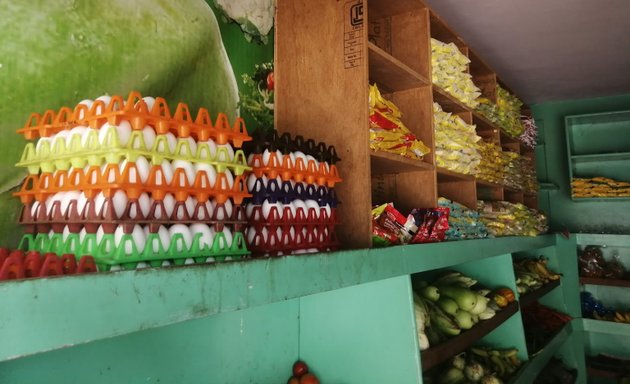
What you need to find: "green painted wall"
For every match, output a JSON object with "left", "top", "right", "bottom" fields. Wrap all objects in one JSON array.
[{"left": 532, "top": 93, "right": 630, "bottom": 234}]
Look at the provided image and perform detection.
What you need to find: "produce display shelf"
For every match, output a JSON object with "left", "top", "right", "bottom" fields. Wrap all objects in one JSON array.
[
  {"left": 518, "top": 279, "right": 561, "bottom": 307},
  {"left": 580, "top": 277, "right": 630, "bottom": 288},
  {"left": 510, "top": 320, "right": 573, "bottom": 384},
  {"left": 370, "top": 150, "right": 434, "bottom": 175},
  {"left": 367, "top": 42, "right": 429, "bottom": 93},
  {"left": 0, "top": 235, "right": 558, "bottom": 363},
  {"left": 577, "top": 318, "right": 630, "bottom": 336},
  {"left": 576, "top": 233, "right": 630, "bottom": 247},
  {"left": 586, "top": 363, "right": 619, "bottom": 379},
  {"left": 571, "top": 196, "right": 630, "bottom": 202},
  {"left": 571, "top": 151, "right": 630, "bottom": 163},
  {"left": 420, "top": 301, "right": 519, "bottom": 371}
]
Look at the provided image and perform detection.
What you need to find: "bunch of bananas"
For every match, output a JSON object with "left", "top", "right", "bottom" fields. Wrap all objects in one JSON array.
[
  {"left": 594, "top": 310, "right": 630, "bottom": 324},
  {"left": 514, "top": 257, "right": 561, "bottom": 294},
  {"left": 414, "top": 271, "right": 503, "bottom": 348},
  {"left": 430, "top": 347, "right": 523, "bottom": 384},
  {"left": 469, "top": 346, "right": 522, "bottom": 380}
]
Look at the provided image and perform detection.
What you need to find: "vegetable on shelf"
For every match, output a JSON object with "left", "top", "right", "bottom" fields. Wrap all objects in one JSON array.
[
  {"left": 513, "top": 257, "right": 561, "bottom": 294},
  {"left": 521, "top": 303, "right": 571, "bottom": 356}
]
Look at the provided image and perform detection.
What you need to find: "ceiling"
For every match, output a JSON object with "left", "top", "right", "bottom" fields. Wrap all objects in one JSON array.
[{"left": 424, "top": 0, "right": 630, "bottom": 104}]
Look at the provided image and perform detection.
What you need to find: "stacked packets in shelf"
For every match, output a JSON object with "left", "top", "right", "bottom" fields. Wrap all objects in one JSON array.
[
  {"left": 475, "top": 86, "right": 525, "bottom": 138},
  {"left": 431, "top": 38, "right": 481, "bottom": 108},
  {"left": 15, "top": 91, "right": 251, "bottom": 271},
  {"left": 244, "top": 131, "right": 341, "bottom": 256},
  {"left": 477, "top": 200, "right": 548, "bottom": 237},
  {"left": 476, "top": 141, "right": 509, "bottom": 185},
  {"left": 433, "top": 103, "right": 482, "bottom": 175},
  {"left": 572, "top": 177, "right": 630, "bottom": 198},
  {"left": 438, "top": 197, "right": 488, "bottom": 240}
]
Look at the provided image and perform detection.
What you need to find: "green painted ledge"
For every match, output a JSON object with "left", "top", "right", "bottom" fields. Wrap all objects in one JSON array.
[
  {"left": 576, "top": 233, "right": 630, "bottom": 247},
  {"left": 0, "top": 234, "right": 557, "bottom": 362}
]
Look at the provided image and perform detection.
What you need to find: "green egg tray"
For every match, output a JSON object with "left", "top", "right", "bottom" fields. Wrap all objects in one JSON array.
[{"left": 16, "top": 129, "right": 250, "bottom": 176}]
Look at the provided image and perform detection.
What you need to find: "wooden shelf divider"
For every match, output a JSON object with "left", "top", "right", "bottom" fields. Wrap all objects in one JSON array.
[
  {"left": 368, "top": 42, "right": 429, "bottom": 92},
  {"left": 519, "top": 280, "right": 561, "bottom": 307},
  {"left": 421, "top": 301, "right": 519, "bottom": 371}
]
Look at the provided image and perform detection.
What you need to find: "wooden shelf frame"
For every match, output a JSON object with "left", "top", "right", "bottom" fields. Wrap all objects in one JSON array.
[
  {"left": 519, "top": 280, "right": 561, "bottom": 307},
  {"left": 580, "top": 277, "right": 630, "bottom": 288}
]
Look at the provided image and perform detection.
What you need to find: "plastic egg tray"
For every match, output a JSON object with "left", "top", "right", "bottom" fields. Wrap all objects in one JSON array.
[
  {"left": 245, "top": 224, "right": 338, "bottom": 256},
  {"left": 19, "top": 193, "right": 245, "bottom": 234},
  {"left": 19, "top": 226, "right": 248, "bottom": 271},
  {"left": 16, "top": 91, "right": 251, "bottom": 146},
  {"left": 246, "top": 202, "right": 337, "bottom": 226},
  {"left": 17, "top": 129, "right": 250, "bottom": 175},
  {"left": 0, "top": 249, "right": 96, "bottom": 281},
  {"left": 248, "top": 176, "right": 339, "bottom": 206},
  {"left": 14, "top": 163, "right": 250, "bottom": 205}
]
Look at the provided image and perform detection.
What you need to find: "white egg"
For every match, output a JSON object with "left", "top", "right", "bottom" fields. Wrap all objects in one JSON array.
[
  {"left": 144, "top": 225, "right": 170, "bottom": 253},
  {"left": 81, "top": 128, "right": 99, "bottom": 148},
  {"left": 216, "top": 143, "right": 235, "bottom": 162},
  {"left": 35, "top": 137, "right": 51, "bottom": 153},
  {"left": 246, "top": 227, "right": 257, "bottom": 245},
  {"left": 214, "top": 198, "right": 233, "bottom": 220},
  {"left": 168, "top": 224, "right": 192, "bottom": 252},
  {"left": 134, "top": 193, "right": 151, "bottom": 218},
  {"left": 284, "top": 202, "right": 297, "bottom": 220},
  {"left": 219, "top": 227, "right": 233, "bottom": 249},
  {"left": 164, "top": 132, "right": 177, "bottom": 154},
  {"left": 198, "top": 199, "right": 214, "bottom": 220},
  {"left": 136, "top": 262, "right": 149, "bottom": 269},
  {"left": 194, "top": 163, "right": 217, "bottom": 189},
  {"left": 52, "top": 131, "right": 69, "bottom": 151},
  {"left": 176, "top": 196, "right": 196, "bottom": 220},
  {"left": 98, "top": 123, "right": 115, "bottom": 146},
  {"left": 48, "top": 229, "right": 55, "bottom": 239},
  {"left": 141, "top": 96, "right": 155, "bottom": 112},
  {"left": 184, "top": 258, "right": 195, "bottom": 265},
  {"left": 94, "top": 192, "right": 106, "bottom": 216},
  {"left": 160, "top": 159, "right": 174, "bottom": 185},
  {"left": 218, "top": 169, "right": 234, "bottom": 190},
  {"left": 247, "top": 153, "right": 255, "bottom": 166},
  {"left": 245, "top": 204, "right": 257, "bottom": 220},
  {"left": 79, "top": 228, "right": 87, "bottom": 243},
  {"left": 276, "top": 150, "right": 285, "bottom": 166},
  {"left": 179, "top": 137, "right": 197, "bottom": 157},
  {"left": 246, "top": 173, "right": 259, "bottom": 192},
  {"left": 287, "top": 152, "right": 296, "bottom": 168},
  {"left": 46, "top": 192, "right": 65, "bottom": 216},
  {"left": 322, "top": 204, "right": 332, "bottom": 219},
  {"left": 66, "top": 126, "right": 87, "bottom": 148},
  {"left": 115, "top": 224, "right": 146, "bottom": 255},
  {"left": 262, "top": 199, "right": 280, "bottom": 220},
  {"left": 62, "top": 226, "right": 72, "bottom": 242},
  {"left": 96, "top": 225, "right": 105, "bottom": 245},
  {"left": 190, "top": 223, "right": 213, "bottom": 249},
  {"left": 206, "top": 257, "right": 215, "bottom": 263},
  {"left": 161, "top": 194, "right": 176, "bottom": 219},
  {"left": 140, "top": 125, "right": 156, "bottom": 150},
  {"left": 305, "top": 154, "right": 319, "bottom": 170},
  {"left": 305, "top": 199, "right": 320, "bottom": 218},
  {"left": 259, "top": 227, "right": 270, "bottom": 244},
  {"left": 111, "top": 190, "right": 128, "bottom": 218},
  {"left": 127, "top": 156, "right": 150, "bottom": 184},
  {"left": 172, "top": 159, "right": 196, "bottom": 186},
  {"left": 60, "top": 190, "right": 81, "bottom": 216},
  {"left": 95, "top": 95, "right": 112, "bottom": 112},
  {"left": 101, "top": 163, "right": 117, "bottom": 183},
  {"left": 203, "top": 139, "right": 218, "bottom": 160},
  {"left": 76, "top": 99, "right": 93, "bottom": 119},
  {"left": 109, "top": 265, "right": 122, "bottom": 271},
  {"left": 30, "top": 201, "right": 40, "bottom": 218},
  {"left": 115, "top": 120, "right": 132, "bottom": 147},
  {"left": 161, "top": 260, "right": 172, "bottom": 267},
  {"left": 262, "top": 149, "right": 273, "bottom": 166},
  {"left": 293, "top": 151, "right": 307, "bottom": 169},
  {"left": 292, "top": 199, "right": 307, "bottom": 219}
]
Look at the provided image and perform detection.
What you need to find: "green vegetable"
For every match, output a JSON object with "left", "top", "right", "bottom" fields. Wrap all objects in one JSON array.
[
  {"left": 420, "top": 285, "right": 441, "bottom": 302},
  {"left": 454, "top": 309, "right": 474, "bottom": 330},
  {"left": 438, "top": 285, "right": 478, "bottom": 312},
  {"left": 437, "top": 297, "right": 459, "bottom": 315},
  {"left": 439, "top": 367, "right": 466, "bottom": 384},
  {"left": 464, "top": 362, "right": 485, "bottom": 382}
]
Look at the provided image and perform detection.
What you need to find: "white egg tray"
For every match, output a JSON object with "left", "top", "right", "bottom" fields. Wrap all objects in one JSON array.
[
  {"left": 19, "top": 191, "right": 245, "bottom": 233},
  {"left": 19, "top": 223, "right": 249, "bottom": 270},
  {"left": 15, "top": 161, "right": 250, "bottom": 205},
  {"left": 17, "top": 126, "right": 250, "bottom": 175}
]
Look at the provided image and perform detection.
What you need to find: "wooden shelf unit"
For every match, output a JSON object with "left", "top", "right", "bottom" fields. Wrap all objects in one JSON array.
[
  {"left": 276, "top": 0, "right": 537, "bottom": 248},
  {"left": 580, "top": 277, "right": 630, "bottom": 288},
  {"left": 519, "top": 280, "right": 562, "bottom": 307}
]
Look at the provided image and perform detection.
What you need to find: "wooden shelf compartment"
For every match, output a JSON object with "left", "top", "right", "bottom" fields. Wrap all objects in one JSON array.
[
  {"left": 468, "top": 49, "right": 497, "bottom": 103},
  {"left": 372, "top": 170, "right": 437, "bottom": 214},
  {"left": 519, "top": 280, "right": 561, "bottom": 307},
  {"left": 476, "top": 180, "right": 505, "bottom": 201},
  {"left": 524, "top": 194, "right": 538, "bottom": 210},
  {"left": 420, "top": 301, "right": 519, "bottom": 371},
  {"left": 473, "top": 114, "right": 501, "bottom": 145},
  {"left": 369, "top": 5, "right": 431, "bottom": 82},
  {"left": 428, "top": 9, "right": 467, "bottom": 52},
  {"left": 370, "top": 150, "right": 434, "bottom": 175},
  {"left": 368, "top": 0, "right": 427, "bottom": 20},
  {"left": 505, "top": 189, "right": 524, "bottom": 204},
  {"left": 437, "top": 168, "right": 477, "bottom": 209},
  {"left": 432, "top": 85, "right": 470, "bottom": 113},
  {"left": 580, "top": 277, "right": 630, "bottom": 288},
  {"left": 368, "top": 42, "right": 430, "bottom": 92},
  {"left": 500, "top": 130, "right": 521, "bottom": 154}
]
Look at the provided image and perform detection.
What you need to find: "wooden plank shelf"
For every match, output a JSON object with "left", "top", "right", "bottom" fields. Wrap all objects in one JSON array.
[
  {"left": 476, "top": 179, "right": 505, "bottom": 189},
  {"left": 572, "top": 197, "right": 630, "bottom": 202},
  {"left": 519, "top": 280, "right": 561, "bottom": 307},
  {"left": 370, "top": 150, "right": 434, "bottom": 175},
  {"left": 368, "top": 42, "right": 429, "bottom": 92},
  {"left": 432, "top": 85, "right": 470, "bottom": 113},
  {"left": 421, "top": 301, "right": 519, "bottom": 371},
  {"left": 436, "top": 167, "right": 475, "bottom": 182},
  {"left": 586, "top": 365, "right": 619, "bottom": 380},
  {"left": 580, "top": 277, "right": 630, "bottom": 288}
]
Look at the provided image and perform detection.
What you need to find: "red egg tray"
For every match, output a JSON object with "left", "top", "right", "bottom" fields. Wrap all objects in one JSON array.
[
  {"left": 14, "top": 163, "right": 250, "bottom": 205},
  {"left": 246, "top": 224, "right": 338, "bottom": 256},
  {"left": 246, "top": 204, "right": 338, "bottom": 226},
  {"left": 0, "top": 249, "right": 96, "bottom": 281},
  {"left": 16, "top": 91, "right": 251, "bottom": 147},
  {"left": 19, "top": 196, "right": 246, "bottom": 235}
]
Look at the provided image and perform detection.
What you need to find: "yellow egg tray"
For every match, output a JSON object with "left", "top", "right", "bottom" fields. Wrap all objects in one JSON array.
[
  {"left": 14, "top": 163, "right": 250, "bottom": 205},
  {"left": 19, "top": 230, "right": 249, "bottom": 271},
  {"left": 16, "top": 91, "right": 251, "bottom": 147},
  {"left": 16, "top": 129, "right": 250, "bottom": 175}
]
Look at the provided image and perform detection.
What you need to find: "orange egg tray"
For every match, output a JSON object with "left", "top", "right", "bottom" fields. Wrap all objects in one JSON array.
[
  {"left": 16, "top": 91, "right": 251, "bottom": 147},
  {"left": 0, "top": 249, "right": 96, "bottom": 281},
  {"left": 14, "top": 163, "right": 250, "bottom": 205},
  {"left": 19, "top": 197, "right": 246, "bottom": 235},
  {"left": 249, "top": 153, "right": 341, "bottom": 188}
]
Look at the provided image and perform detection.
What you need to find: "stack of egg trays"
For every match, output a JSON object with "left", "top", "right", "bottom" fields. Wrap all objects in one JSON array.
[
  {"left": 0, "top": 248, "right": 97, "bottom": 281},
  {"left": 14, "top": 91, "right": 252, "bottom": 271},
  {"left": 244, "top": 131, "right": 341, "bottom": 256}
]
